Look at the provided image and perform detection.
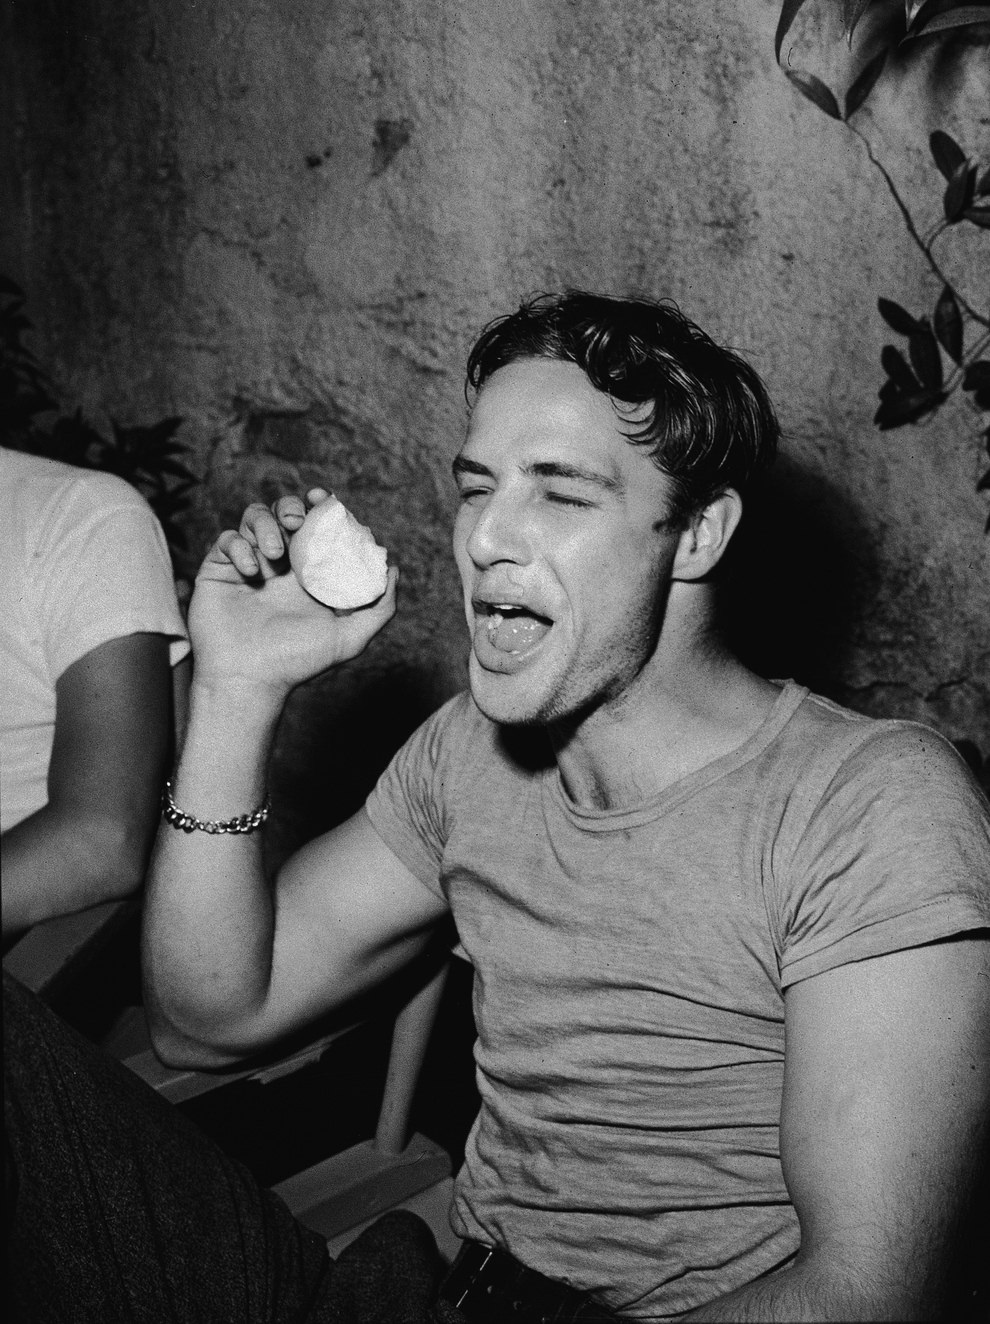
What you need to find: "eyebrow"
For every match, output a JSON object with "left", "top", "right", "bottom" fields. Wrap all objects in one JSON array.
[
  {"left": 451, "top": 456, "right": 492, "bottom": 480},
  {"left": 452, "top": 455, "right": 624, "bottom": 494}
]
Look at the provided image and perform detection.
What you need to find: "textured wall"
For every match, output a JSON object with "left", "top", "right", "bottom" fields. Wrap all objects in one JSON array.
[{"left": 3, "top": 0, "right": 987, "bottom": 852}]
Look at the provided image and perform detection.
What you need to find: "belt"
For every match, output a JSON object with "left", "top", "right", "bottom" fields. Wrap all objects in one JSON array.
[{"left": 438, "top": 1240, "right": 619, "bottom": 1323}]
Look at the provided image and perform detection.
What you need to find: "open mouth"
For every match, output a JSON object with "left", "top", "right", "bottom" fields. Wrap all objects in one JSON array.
[{"left": 480, "top": 603, "right": 553, "bottom": 655}]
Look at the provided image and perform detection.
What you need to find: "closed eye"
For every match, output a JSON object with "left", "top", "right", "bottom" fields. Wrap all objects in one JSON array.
[{"left": 545, "top": 491, "right": 595, "bottom": 509}]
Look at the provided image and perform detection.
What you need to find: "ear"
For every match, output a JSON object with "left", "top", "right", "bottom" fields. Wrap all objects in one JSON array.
[{"left": 671, "top": 489, "right": 743, "bottom": 582}]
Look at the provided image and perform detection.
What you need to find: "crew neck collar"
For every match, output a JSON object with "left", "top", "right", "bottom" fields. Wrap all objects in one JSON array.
[{"left": 545, "top": 679, "right": 807, "bottom": 830}]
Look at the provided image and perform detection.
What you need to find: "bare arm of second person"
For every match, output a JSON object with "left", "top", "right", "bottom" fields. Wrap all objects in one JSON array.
[
  {"left": 2, "top": 633, "right": 173, "bottom": 935},
  {"left": 143, "top": 491, "right": 449, "bottom": 1068}
]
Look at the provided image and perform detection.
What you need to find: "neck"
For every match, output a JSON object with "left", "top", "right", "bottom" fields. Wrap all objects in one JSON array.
[{"left": 548, "top": 633, "right": 779, "bottom": 812}]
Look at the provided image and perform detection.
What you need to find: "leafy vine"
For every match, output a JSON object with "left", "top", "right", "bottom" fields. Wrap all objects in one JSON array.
[
  {"left": 775, "top": 0, "right": 990, "bottom": 529},
  {"left": 0, "top": 274, "right": 198, "bottom": 572}
]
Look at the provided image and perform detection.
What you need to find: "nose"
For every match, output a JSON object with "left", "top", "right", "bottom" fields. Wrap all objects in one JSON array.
[{"left": 463, "top": 490, "right": 531, "bottom": 570}]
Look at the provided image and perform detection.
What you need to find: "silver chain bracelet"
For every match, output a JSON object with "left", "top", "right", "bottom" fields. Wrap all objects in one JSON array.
[{"left": 162, "top": 779, "right": 271, "bottom": 835}]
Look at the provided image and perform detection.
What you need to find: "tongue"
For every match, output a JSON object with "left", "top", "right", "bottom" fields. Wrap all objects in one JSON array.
[{"left": 489, "top": 613, "right": 550, "bottom": 653}]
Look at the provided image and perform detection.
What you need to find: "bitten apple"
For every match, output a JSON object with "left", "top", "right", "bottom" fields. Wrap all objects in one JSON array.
[{"left": 288, "top": 494, "right": 388, "bottom": 609}]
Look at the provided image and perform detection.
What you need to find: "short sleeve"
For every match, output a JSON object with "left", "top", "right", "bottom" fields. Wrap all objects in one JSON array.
[
  {"left": 365, "top": 695, "right": 468, "bottom": 898},
  {"left": 775, "top": 724, "right": 990, "bottom": 987},
  {"left": 32, "top": 470, "right": 190, "bottom": 676}
]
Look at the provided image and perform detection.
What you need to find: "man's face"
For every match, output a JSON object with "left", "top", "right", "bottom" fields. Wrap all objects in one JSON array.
[{"left": 452, "top": 358, "right": 684, "bottom": 728}]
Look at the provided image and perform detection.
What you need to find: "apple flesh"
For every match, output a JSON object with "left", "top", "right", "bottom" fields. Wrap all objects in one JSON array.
[{"left": 288, "top": 494, "right": 388, "bottom": 609}]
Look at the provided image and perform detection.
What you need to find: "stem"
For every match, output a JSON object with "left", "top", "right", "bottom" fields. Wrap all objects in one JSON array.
[
  {"left": 924, "top": 218, "right": 950, "bottom": 249},
  {"left": 847, "top": 122, "right": 989, "bottom": 329},
  {"left": 962, "top": 328, "right": 990, "bottom": 381},
  {"left": 925, "top": 327, "right": 990, "bottom": 406}
]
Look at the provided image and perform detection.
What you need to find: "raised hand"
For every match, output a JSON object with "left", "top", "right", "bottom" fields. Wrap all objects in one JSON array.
[{"left": 189, "top": 488, "right": 398, "bottom": 696}]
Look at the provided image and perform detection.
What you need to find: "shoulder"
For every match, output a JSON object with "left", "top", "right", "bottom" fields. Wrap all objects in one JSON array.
[
  {"left": 364, "top": 691, "right": 489, "bottom": 886},
  {"left": 817, "top": 702, "right": 980, "bottom": 815},
  {"left": 1, "top": 448, "right": 146, "bottom": 515},
  {"left": 3, "top": 451, "right": 160, "bottom": 562},
  {"left": 50, "top": 464, "right": 155, "bottom": 529},
  {"left": 803, "top": 711, "right": 990, "bottom": 880},
  {"left": 769, "top": 686, "right": 982, "bottom": 813},
  {"left": 766, "top": 694, "right": 990, "bottom": 985}
]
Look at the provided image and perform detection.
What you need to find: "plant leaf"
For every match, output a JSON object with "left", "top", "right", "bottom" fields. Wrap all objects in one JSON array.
[
  {"left": 963, "top": 360, "right": 990, "bottom": 408},
  {"left": 962, "top": 203, "right": 990, "bottom": 228},
  {"left": 785, "top": 69, "right": 843, "bottom": 118},
  {"left": 881, "top": 343, "right": 922, "bottom": 391},
  {"left": 127, "top": 416, "right": 183, "bottom": 445},
  {"left": 874, "top": 389, "right": 944, "bottom": 428},
  {"left": 878, "top": 297, "right": 922, "bottom": 335},
  {"left": 962, "top": 360, "right": 990, "bottom": 389},
  {"left": 153, "top": 457, "right": 198, "bottom": 481},
  {"left": 907, "top": 3, "right": 990, "bottom": 40},
  {"left": 775, "top": 0, "right": 813, "bottom": 61},
  {"left": 843, "top": 0, "right": 876, "bottom": 44},
  {"left": 944, "top": 162, "right": 975, "bottom": 221},
  {"left": 159, "top": 479, "right": 198, "bottom": 501},
  {"left": 930, "top": 129, "right": 968, "bottom": 179},
  {"left": 934, "top": 285, "right": 964, "bottom": 362},
  {"left": 909, "top": 323, "right": 944, "bottom": 389},
  {"left": 153, "top": 493, "right": 195, "bottom": 519},
  {"left": 845, "top": 48, "right": 889, "bottom": 117}
]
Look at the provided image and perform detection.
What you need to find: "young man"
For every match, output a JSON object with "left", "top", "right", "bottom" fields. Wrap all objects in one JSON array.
[
  {"left": 7, "top": 293, "right": 990, "bottom": 1321},
  {"left": 141, "top": 291, "right": 990, "bottom": 1320}
]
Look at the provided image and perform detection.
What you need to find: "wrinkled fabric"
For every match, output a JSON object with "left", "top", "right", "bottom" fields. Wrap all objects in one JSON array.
[
  {"left": 0, "top": 448, "right": 189, "bottom": 833},
  {"left": 366, "top": 682, "right": 990, "bottom": 1318}
]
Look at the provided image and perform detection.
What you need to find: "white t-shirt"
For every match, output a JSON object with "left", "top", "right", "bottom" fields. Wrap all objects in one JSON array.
[{"left": 0, "top": 448, "right": 190, "bottom": 831}]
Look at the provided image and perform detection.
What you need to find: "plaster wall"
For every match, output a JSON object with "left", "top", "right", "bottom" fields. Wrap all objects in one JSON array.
[{"left": 3, "top": 0, "right": 988, "bottom": 854}]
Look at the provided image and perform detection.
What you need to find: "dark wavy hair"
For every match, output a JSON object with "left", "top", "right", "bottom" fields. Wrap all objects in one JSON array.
[{"left": 466, "top": 290, "right": 779, "bottom": 524}]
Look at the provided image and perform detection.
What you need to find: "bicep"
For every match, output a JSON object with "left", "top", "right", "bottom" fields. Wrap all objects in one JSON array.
[
  {"left": 264, "top": 807, "right": 451, "bottom": 1028},
  {"left": 0, "top": 634, "right": 173, "bottom": 928},
  {"left": 780, "top": 934, "right": 990, "bottom": 1310},
  {"left": 50, "top": 632, "right": 173, "bottom": 826}
]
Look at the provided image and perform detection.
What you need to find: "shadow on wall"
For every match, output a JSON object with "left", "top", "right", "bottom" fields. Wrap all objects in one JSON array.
[{"left": 722, "top": 454, "right": 875, "bottom": 698}]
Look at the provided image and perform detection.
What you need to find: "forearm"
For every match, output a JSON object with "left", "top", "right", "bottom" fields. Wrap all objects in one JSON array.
[
  {"left": 1, "top": 807, "right": 147, "bottom": 935},
  {"left": 142, "top": 676, "right": 287, "bottom": 1061},
  {"left": 683, "top": 1256, "right": 925, "bottom": 1322},
  {"left": 144, "top": 494, "right": 400, "bottom": 1061}
]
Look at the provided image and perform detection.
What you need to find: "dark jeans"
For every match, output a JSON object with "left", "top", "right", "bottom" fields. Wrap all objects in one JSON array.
[{"left": 3, "top": 971, "right": 457, "bottom": 1323}]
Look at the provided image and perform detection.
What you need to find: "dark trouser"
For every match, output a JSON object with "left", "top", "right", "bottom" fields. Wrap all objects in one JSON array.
[
  {"left": 3, "top": 971, "right": 446, "bottom": 1323},
  {"left": 4, "top": 973, "right": 617, "bottom": 1323}
]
